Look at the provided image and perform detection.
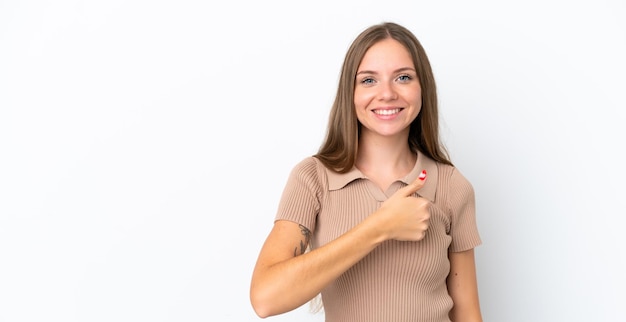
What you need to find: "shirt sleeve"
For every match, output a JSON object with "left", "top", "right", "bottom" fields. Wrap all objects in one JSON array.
[
  {"left": 274, "top": 157, "right": 322, "bottom": 233},
  {"left": 448, "top": 168, "right": 482, "bottom": 252}
]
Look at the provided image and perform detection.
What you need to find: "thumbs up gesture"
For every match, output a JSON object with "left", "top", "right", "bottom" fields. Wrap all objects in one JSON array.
[{"left": 373, "top": 170, "right": 431, "bottom": 242}]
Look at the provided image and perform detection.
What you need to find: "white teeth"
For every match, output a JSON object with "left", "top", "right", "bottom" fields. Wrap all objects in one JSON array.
[{"left": 374, "top": 109, "right": 401, "bottom": 115}]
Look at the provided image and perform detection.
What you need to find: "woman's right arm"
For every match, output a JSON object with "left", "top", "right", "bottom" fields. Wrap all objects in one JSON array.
[
  {"left": 250, "top": 218, "right": 385, "bottom": 318},
  {"left": 249, "top": 174, "right": 430, "bottom": 318}
]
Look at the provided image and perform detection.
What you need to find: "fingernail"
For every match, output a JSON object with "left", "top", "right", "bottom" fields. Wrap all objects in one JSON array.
[{"left": 418, "top": 170, "right": 427, "bottom": 180}]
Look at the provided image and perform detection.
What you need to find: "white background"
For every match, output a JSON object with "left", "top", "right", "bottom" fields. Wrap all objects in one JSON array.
[{"left": 1, "top": 0, "right": 625, "bottom": 321}]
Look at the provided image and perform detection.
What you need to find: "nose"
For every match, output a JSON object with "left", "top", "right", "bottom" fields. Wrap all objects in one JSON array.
[{"left": 378, "top": 80, "right": 398, "bottom": 101}]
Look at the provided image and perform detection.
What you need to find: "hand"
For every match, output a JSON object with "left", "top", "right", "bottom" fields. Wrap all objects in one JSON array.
[{"left": 374, "top": 170, "right": 430, "bottom": 242}]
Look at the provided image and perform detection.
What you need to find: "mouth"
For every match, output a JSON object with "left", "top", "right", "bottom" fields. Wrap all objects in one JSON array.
[{"left": 373, "top": 108, "right": 403, "bottom": 116}]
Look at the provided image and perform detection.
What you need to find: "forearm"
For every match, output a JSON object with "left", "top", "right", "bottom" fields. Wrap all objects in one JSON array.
[{"left": 250, "top": 217, "right": 386, "bottom": 317}]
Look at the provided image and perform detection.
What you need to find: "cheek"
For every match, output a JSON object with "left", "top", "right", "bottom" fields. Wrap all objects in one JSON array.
[
  {"left": 416, "top": 86, "right": 423, "bottom": 101},
  {"left": 414, "top": 95, "right": 422, "bottom": 109},
  {"left": 401, "top": 86, "right": 422, "bottom": 103},
  {"left": 405, "top": 91, "right": 422, "bottom": 113},
  {"left": 353, "top": 89, "right": 374, "bottom": 109}
]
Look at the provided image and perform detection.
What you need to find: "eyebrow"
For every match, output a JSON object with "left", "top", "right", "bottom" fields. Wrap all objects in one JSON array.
[{"left": 356, "top": 67, "right": 416, "bottom": 75}]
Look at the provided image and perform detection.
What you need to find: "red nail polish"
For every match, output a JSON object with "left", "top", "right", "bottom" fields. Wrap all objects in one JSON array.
[{"left": 418, "top": 170, "right": 427, "bottom": 180}]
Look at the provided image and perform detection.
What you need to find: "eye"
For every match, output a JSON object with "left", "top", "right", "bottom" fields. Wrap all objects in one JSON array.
[
  {"left": 360, "top": 77, "right": 376, "bottom": 85},
  {"left": 397, "top": 74, "right": 413, "bottom": 82}
]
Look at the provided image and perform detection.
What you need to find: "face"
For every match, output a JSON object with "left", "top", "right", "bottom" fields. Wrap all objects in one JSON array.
[{"left": 354, "top": 38, "right": 421, "bottom": 139}]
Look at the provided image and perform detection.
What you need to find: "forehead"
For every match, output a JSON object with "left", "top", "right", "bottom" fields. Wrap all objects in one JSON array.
[{"left": 358, "top": 38, "right": 414, "bottom": 70}]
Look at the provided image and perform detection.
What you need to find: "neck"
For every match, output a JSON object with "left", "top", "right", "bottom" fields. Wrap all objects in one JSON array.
[{"left": 355, "top": 131, "right": 416, "bottom": 178}]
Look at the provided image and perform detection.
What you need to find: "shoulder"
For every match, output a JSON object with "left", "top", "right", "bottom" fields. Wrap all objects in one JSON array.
[
  {"left": 437, "top": 163, "right": 473, "bottom": 190},
  {"left": 290, "top": 156, "right": 324, "bottom": 178},
  {"left": 434, "top": 163, "right": 475, "bottom": 206},
  {"left": 293, "top": 156, "right": 320, "bottom": 169},
  {"left": 285, "top": 156, "right": 328, "bottom": 191}
]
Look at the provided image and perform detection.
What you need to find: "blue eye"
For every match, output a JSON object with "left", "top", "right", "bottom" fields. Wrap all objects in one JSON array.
[
  {"left": 397, "top": 74, "right": 412, "bottom": 82},
  {"left": 361, "top": 77, "right": 375, "bottom": 84}
]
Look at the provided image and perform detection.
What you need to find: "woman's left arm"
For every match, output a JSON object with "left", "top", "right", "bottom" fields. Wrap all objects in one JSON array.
[{"left": 447, "top": 248, "right": 483, "bottom": 322}]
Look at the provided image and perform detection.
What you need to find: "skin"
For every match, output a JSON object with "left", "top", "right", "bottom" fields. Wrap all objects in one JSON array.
[
  {"left": 448, "top": 249, "right": 483, "bottom": 321},
  {"left": 354, "top": 39, "right": 421, "bottom": 142},
  {"left": 250, "top": 38, "right": 482, "bottom": 321},
  {"left": 353, "top": 38, "right": 423, "bottom": 191}
]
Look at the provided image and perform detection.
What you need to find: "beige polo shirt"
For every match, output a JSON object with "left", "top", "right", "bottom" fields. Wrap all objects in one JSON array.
[{"left": 275, "top": 152, "right": 481, "bottom": 322}]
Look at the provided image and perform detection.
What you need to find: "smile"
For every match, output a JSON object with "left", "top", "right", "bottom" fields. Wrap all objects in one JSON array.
[{"left": 373, "top": 108, "right": 402, "bottom": 116}]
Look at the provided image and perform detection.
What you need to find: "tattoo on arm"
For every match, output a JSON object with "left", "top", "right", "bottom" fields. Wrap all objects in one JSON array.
[{"left": 293, "top": 224, "right": 311, "bottom": 257}]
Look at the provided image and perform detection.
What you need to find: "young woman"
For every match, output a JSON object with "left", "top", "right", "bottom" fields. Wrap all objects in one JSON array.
[{"left": 250, "top": 22, "right": 483, "bottom": 322}]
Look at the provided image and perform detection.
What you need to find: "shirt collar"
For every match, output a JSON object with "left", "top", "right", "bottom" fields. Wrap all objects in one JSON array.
[{"left": 325, "top": 152, "right": 438, "bottom": 202}]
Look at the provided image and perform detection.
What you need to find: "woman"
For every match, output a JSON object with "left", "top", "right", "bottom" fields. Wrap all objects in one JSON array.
[{"left": 250, "top": 22, "right": 483, "bottom": 322}]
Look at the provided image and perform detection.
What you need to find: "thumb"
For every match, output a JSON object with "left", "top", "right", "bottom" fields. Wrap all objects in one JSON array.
[{"left": 397, "top": 170, "right": 427, "bottom": 197}]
